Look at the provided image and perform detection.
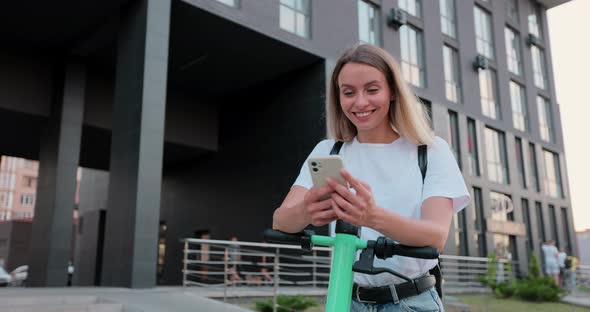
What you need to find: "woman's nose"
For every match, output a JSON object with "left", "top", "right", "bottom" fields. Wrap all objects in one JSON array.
[{"left": 354, "top": 94, "right": 369, "bottom": 107}]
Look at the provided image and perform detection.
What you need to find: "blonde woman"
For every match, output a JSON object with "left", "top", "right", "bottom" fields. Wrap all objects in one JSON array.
[{"left": 273, "top": 44, "right": 469, "bottom": 311}]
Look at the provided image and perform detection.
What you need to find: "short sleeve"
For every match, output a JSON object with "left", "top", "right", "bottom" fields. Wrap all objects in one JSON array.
[
  {"left": 293, "top": 139, "right": 335, "bottom": 190},
  {"left": 421, "top": 137, "right": 470, "bottom": 212}
]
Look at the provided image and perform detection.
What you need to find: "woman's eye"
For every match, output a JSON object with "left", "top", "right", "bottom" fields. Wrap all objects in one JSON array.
[
  {"left": 343, "top": 91, "right": 354, "bottom": 96},
  {"left": 368, "top": 89, "right": 379, "bottom": 94}
]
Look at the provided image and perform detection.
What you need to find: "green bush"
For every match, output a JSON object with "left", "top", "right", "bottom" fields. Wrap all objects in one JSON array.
[
  {"left": 255, "top": 295, "right": 318, "bottom": 312},
  {"left": 494, "top": 281, "right": 516, "bottom": 298},
  {"left": 515, "top": 277, "right": 564, "bottom": 302},
  {"left": 528, "top": 253, "right": 541, "bottom": 279}
]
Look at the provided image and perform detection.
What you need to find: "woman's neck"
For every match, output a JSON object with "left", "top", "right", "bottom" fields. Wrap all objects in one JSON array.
[{"left": 356, "top": 127, "right": 399, "bottom": 144}]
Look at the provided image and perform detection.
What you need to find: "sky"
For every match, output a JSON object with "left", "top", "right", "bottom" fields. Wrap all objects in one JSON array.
[{"left": 547, "top": 0, "right": 590, "bottom": 231}]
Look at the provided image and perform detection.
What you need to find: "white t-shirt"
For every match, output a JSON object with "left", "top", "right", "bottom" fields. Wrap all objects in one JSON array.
[
  {"left": 293, "top": 136, "right": 470, "bottom": 286},
  {"left": 542, "top": 244, "right": 559, "bottom": 264}
]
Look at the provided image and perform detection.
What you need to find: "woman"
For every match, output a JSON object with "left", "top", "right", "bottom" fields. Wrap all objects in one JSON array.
[{"left": 273, "top": 44, "right": 469, "bottom": 311}]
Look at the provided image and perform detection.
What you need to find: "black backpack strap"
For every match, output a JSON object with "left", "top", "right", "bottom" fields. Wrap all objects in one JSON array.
[
  {"left": 418, "top": 144, "right": 427, "bottom": 182},
  {"left": 330, "top": 141, "right": 344, "bottom": 155},
  {"left": 419, "top": 144, "right": 443, "bottom": 299}
]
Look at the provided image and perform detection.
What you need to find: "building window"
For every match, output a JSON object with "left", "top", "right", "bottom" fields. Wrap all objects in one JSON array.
[
  {"left": 490, "top": 191, "right": 513, "bottom": 221},
  {"left": 454, "top": 209, "right": 469, "bottom": 256},
  {"left": 22, "top": 176, "right": 36, "bottom": 188},
  {"left": 543, "top": 150, "right": 564, "bottom": 198},
  {"left": 528, "top": 143, "right": 540, "bottom": 192},
  {"left": 20, "top": 193, "right": 35, "bottom": 206},
  {"left": 531, "top": 45, "right": 547, "bottom": 89},
  {"left": 474, "top": 6, "right": 494, "bottom": 59},
  {"left": 537, "top": 96, "right": 554, "bottom": 142},
  {"left": 515, "top": 137, "right": 526, "bottom": 188},
  {"left": 561, "top": 207, "right": 573, "bottom": 254},
  {"left": 528, "top": 2, "right": 543, "bottom": 39},
  {"left": 472, "top": 187, "right": 487, "bottom": 257},
  {"left": 505, "top": 27, "right": 523, "bottom": 76},
  {"left": 548, "top": 204, "right": 559, "bottom": 244},
  {"left": 448, "top": 110, "right": 462, "bottom": 169},
  {"left": 479, "top": 69, "right": 500, "bottom": 119},
  {"left": 467, "top": 118, "right": 481, "bottom": 176},
  {"left": 400, "top": 25, "right": 426, "bottom": 87},
  {"left": 280, "top": 0, "right": 311, "bottom": 38},
  {"left": 510, "top": 81, "right": 528, "bottom": 131},
  {"left": 506, "top": 0, "right": 519, "bottom": 24},
  {"left": 522, "top": 199, "right": 534, "bottom": 259},
  {"left": 214, "top": 0, "right": 239, "bottom": 7},
  {"left": 440, "top": 0, "right": 456, "bottom": 38},
  {"left": 536, "top": 201, "right": 546, "bottom": 243},
  {"left": 358, "top": 0, "right": 381, "bottom": 46},
  {"left": 398, "top": 0, "right": 421, "bottom": 18},
  {"left": 443, "top": 45, "right": 461, "bottom": 103},
  {"left": 485, "top": 127, "right": 509, "bottom": 184}
]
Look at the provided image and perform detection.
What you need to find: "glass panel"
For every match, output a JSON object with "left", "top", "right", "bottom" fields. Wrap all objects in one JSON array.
[
  {"left": 505, "top": 27, "right": 523, "bottom": 76},
  {"left": 510, "top": 81, "right": 527, "bottom": 131},
  {"left": 448, "top": 110, "right": 461, "bottom": 168},
  {"left": 515, "top": 137, "right": 527, "bottom": 188},
  {"left": 480, "top": 70, "right": 499, "bottom": 119},
  {"left": 506, "top": 0, "right": 519, "bottom": 23},
  {"left": 443, "top": 45, "right": 461, "bottom": 103},
  {"left": 399, "top": 0, "right": 421, "bottom": 18},
  {"left": 529, "top": 143, "right": 540, "bottom": 192},
  {"left": 400, "top": 25, "right": 425, "bottom": 87},
  {"left": 358, "top": 0, "right": 381, "bottom": 45},
  {"left": 467, "top": 119, "right": 480, "bottom": 176},
  {"left": 474, "top": 6, "right": 495, "bottom": 59},
  {"left": 528, "top": 3, "right": 542, "bottom": 39},
  {"left": 440, "top": 0, "right": 456, "bottom": 38},
  {"left": 485, "top": 128, "right": 509, "bottom": 184},
  {"left": 280, "top": 0, "right": 310, "bottom": 38},
  {"left": 531, "top": 45, "right": 547, "bottom": 89}
]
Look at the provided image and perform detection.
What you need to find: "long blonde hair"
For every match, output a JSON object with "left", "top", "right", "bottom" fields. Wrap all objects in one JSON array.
[{"left": 327, "top": 44, "right": 434, "bottom": 145}]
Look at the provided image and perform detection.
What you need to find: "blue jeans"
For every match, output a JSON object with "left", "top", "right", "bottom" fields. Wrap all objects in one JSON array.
[{"left": 351, "top": 287, "right": 444, "bottom": 312}]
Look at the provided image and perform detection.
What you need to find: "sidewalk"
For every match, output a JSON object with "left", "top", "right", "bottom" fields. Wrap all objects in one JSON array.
[{"left": 561, "top": 291, "right": 590, "bottom": 308}]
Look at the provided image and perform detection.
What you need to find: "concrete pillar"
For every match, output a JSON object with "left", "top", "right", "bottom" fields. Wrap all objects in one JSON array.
[
  {"left": 101, "top": 0, "right": 170, "bottom": 288},
  {"left": 28, "top": 62, "right": 86, "bottom": 286}
]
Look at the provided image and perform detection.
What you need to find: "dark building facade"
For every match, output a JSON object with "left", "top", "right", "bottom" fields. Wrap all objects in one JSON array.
[{"left": 0, "top": 0, "right": 574, "bottom": 287}]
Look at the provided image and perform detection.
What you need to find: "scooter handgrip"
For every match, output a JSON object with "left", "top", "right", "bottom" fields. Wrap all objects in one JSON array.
[
  {"left": 393, "top": 244, "right": 439, "bottom": 259},
  {"left": 263, "top": 229, "right": 303, "bottom": 245}
]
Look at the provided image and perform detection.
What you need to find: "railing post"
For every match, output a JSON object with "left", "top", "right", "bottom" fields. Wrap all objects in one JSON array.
[
  {"left": 312, "top": 250, "right": 317, "bottom": 288},
  {"left": 183, "top": 240, "right": 188, "bottom": 287},
  {"left": 273, "top": 247, "right": 279, "bottom": 312},
  {"left": 224, "top": 246, "right": 229, "bottom": 303}
]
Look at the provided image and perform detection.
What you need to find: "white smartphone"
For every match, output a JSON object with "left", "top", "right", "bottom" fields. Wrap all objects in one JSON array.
[{"left": 308, "top": 156, "right": 347, "bottom": 193}]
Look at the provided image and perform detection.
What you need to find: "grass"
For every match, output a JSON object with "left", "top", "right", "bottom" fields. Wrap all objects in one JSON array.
[{"left": 450, "top": 294, "right": 590, "bottom": 312}]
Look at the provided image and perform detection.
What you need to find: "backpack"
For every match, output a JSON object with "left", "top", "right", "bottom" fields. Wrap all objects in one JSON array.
[
  {"left": 330, "top": 141, "right": 444, "bottom": 299},
  {"left": 564, "top": 257, "right": 573, "bottom": 269}
]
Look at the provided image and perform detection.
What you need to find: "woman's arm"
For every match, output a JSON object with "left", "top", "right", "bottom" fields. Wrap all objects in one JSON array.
[
  {"left": 370, "top": 197, "right": 453, "bottom": 251},
  {"left": 272, "top": 185, "right": 338, "bottom": 233},
  {"left": 327, "top": 169, "right": 454, "bottom": 250}
]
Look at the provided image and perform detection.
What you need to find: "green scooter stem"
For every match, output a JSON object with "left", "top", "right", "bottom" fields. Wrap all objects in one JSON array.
[{"left": 312, "top": 234, "right": 367, "bottom": 312}]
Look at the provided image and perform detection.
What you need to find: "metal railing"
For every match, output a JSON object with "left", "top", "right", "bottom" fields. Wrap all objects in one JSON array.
[{"left": 181, "top": 238, "right": 524, "bottom": 297}]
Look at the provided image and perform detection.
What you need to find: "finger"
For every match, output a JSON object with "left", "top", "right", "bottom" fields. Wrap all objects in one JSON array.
[
  {"left": 326, "top": 177, "right": 361, "bottom": 206},
  {"left": 310, "top": 184, "right": 335, "bottom": 200},
  {"left": 308, "top": 198, "right": 334, "bottom": 213},
  {"left": 340, "top": 169, "right": 371, "bottom": 198},
  {"left": 311, "top": 208, "right": 337, "bottom": 222},
  {"left": 331, "top": 199, "right": 357, "bottom": 225},
  {"left": 331, "top": 193, "right": 359, "bottom": 218}
]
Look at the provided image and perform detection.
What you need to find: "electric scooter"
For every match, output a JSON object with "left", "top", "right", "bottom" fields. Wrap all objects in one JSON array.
[{"left": 264, "top": 220, "right": 439, "bottom": 312}]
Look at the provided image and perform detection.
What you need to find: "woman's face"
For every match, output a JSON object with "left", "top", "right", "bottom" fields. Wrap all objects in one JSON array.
[{"left": 337, "top": 62, "right": 393, "bottom": 135}]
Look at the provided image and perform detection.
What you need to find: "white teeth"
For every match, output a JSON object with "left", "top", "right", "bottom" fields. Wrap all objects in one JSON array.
[{"left": 355, "top": 111, "right": 372, "bottom": 117}]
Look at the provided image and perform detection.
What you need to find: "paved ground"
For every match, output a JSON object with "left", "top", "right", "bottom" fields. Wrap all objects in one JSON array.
[
  {"left": 0, "top": 286, "right": 588, "bottom": 311},
  {"left": 561, "top": 291, "right": 590, "bottom": 308}
]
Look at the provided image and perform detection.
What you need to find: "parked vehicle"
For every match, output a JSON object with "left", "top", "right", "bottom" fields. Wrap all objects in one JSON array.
[
  {"left": 10, "top": 265, "right": 27, "bottom": 286},
  {"left": 0, "top": 266, "right": 12, "bottom": 286}
]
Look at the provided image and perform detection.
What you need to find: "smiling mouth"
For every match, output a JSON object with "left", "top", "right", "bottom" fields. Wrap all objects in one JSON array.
[{"left": 354, "top": 110, "right": 375, "bottom": 118}]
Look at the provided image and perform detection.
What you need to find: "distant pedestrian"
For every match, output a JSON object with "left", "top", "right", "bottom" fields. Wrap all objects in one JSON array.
[
  {"left": 542, "top": 240, "right": 560, "bottom": 286},
  {"left": 558, "top": 247, "right": 567, "bottom": 287}
]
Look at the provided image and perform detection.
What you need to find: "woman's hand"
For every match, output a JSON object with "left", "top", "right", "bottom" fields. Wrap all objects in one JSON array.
[
  {"left": 302, "top": 184, "right": 339, "bottom": 227},
  {"left": 327, "top": 169, "right": 382, "bottom": 228}
]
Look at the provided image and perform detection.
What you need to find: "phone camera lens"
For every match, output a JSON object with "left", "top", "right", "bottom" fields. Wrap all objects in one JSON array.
[
  {"left": 311, "top": 162, "right": 317, "bottom": 167},
  {"left": 312, "top": 168, "right": 319, "bottom": 172}
]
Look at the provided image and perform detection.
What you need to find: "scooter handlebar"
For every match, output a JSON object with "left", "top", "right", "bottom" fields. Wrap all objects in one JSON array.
[
  {"left": 374, "top": 237, "right": 439, "bottom": 259},
  {"left": 263, "top": 229, "right": 305, "bottom": 245}
]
